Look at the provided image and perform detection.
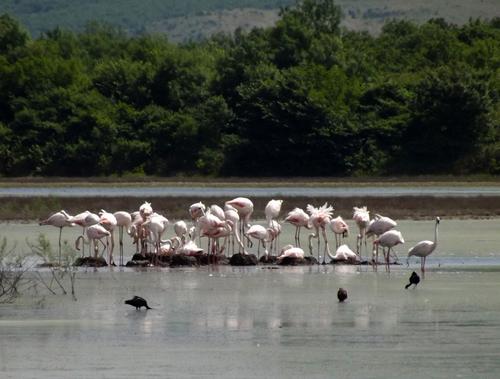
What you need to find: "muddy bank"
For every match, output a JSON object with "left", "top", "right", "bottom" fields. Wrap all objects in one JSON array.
[
  {"left": 4, "top": 195, "right": 500, "bottom": 221},
  {"left": 8, "top": 195, "right": 500, "bottom": 221}
]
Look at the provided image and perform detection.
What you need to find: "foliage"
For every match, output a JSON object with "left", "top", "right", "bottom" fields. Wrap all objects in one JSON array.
[{"left": 0, "top": 0, "right": 499, "bottom": 177}]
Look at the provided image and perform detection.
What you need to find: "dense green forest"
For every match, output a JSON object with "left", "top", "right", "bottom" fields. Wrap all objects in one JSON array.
[{"left": 0, "top": 0, "right": 499, "bottom": 177}]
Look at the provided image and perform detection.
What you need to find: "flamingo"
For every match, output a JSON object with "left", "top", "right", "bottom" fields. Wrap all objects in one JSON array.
[
  {"left": 224, "top": 204, "right": 244, "bottom": 254},
  {"left": 276, "top": 244, "right": 305, "bottom": 263},
  {"left": 98, "top": 210, "right": 118, "bottom": 265},
  {"left": 75, "top": 223, "right": 111, "bottom": 262},
  {"left": 173, "top": 220, "right": 189, "bottom": 243},
  {"left": 128, "top": 211, "right": 147, "bottom": 255},
  {"left": 267, "top": 219, "right": 282, "bottom": 255},
  {"left": 265, "top": 199, "right": 283, "bottom": 224},
  {"left": 327, "top": 244, "right": 359, "bottom": 263},
  {"left": 373, "top": 229, "right": 405, "bottom": 271},
  {"left": 139, "top": 201, "right": 153, "bottom": 219},
  {"left": 159, "top": 236, "right": 181, "bottom": 255},
  {"left": 330, "top": 216, "right": 349, "bottom": 248},
  {"left": 353, "top": 206, "right": 370, "bottom": 256},
  {"left": 178, "top": 240, "right": 204, "bottom": 256},
  {"left": 284, "top": 207, "right": 311, "bottom": 247},
  {"left": 245, "top": 224, "right": 273, "bottom": 259},
  {"left": 306, "top": 202, "right": 334, "bottom": 265},
  {"left": 39, "top": 210, "right": 75, "bottom": 265},
  {"left": 114, "top": 211, "right": 132, "bottom": 266},
  {"left": 225, "top": 197, "right": 254, "bottom": 247},
  {"left": 366, "top": 214, "right": 397, "bottom": 265},
  {"left": 142, "top": 213, "right": 169, "bottom": 263},
  {"left": 407, "top": 217, "right": 440, "bottom": 272},
  {"left": 202, "top": 220, "right": 235, "bottom": 262},
  {"left": 189, "top": 201, "right": 206, "bottom": 242},
  {"left": 67, "top": 211, "right": 99, "bottom": 256}
]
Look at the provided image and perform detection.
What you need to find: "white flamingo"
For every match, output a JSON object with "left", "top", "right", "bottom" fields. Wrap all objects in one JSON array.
[{"left": 407, "top": 217, "right": 440, "bottom": 272}]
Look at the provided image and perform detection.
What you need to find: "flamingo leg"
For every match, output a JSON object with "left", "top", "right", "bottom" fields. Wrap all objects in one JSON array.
[{"left": 58, "top": 226, "right": 63, "bottom": 265}]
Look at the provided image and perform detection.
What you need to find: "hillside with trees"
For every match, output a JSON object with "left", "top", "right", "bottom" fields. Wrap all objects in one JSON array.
[
  {"left": 0, "top": 0, "right": 499, "bottom": 177},
  {"left": 1, "top": 0, "right": 498, "bottom": 42}
]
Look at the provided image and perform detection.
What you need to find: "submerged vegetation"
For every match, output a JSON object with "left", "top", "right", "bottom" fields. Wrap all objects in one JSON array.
[{"left": 0, "top": 0, "right": 499, "bottom": 177}]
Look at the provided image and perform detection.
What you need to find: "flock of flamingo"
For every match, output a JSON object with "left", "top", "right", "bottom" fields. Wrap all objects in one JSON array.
[{"left": 39, "top": 197, "right": 440, "bottom": 272}]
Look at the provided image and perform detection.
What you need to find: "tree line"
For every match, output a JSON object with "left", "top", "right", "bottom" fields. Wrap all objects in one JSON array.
[{"left": 0, "top": 0, "right": 499, "bottom": 177}]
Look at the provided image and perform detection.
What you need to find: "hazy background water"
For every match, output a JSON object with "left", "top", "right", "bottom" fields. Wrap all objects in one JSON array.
[
  {"left": 2, "top": 217, "right": 500, "bottom": 378},
  {"left": 2, "top": 185, "right": 500, "bottom": 197}
]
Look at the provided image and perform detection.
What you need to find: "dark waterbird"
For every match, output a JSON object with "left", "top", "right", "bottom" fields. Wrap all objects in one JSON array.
[
  {"left": 125, "top": 296, "right": 152, "bottom": 310},
  {"left": 405, "top": 271, "right": 420, "bottom": 289},
  {"left": 337, "top": 288, "right": 348, "bottom": 302}
]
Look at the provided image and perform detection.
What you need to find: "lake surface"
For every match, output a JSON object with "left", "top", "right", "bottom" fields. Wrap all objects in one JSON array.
[
  {"left": 1, "top": 267, "right": 500, "bottom": 379},
  {"left": 2, "top": 218, "right": 500, "bottom": 378},
  {"left": 2, "top": 185, "right": 500, "bottom": 197}
]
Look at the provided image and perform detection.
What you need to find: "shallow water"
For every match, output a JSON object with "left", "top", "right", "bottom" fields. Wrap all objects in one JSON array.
[
  {"left": 2, "top": 185, "right": 500, "bottom": 197},
  {"left": 6, "top": 218, "right": 500, "bottom": 266},
  {"left": 2, "top": 219, "right": 500, "bottom": 378},
  {"left": 1, "top": 267, "right": 500, "bottom": 379}
]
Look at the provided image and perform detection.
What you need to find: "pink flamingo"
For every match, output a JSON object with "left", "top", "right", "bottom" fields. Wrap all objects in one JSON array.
[
  {"left": 307, "top": 203, "right": 334, "bottom": 265},
  {"left": 98, "top": 210, "right": 118, "bottom": 265},
  {"left": 330, "top": 216, "right": 349, "bottom": 248},
  {"left": 277, "top": 244, "right": 305, "bottom": 263},
  {"left": 40, "top": 210, "right": 75, "bottom": 264},
  {"left": 327, "top": 244, "right": 359, "bottom": 263},
  {"left": 407, "top": 217, "right": 440, "bottom": 273},
  {"left": 225, "top": 197, "right": 254, "bottom": 247},
  {"left": 265, "top": 199, "right": 283, "bottom": 224},
  {"left": 245, "top": 224, "right": 273, "bottom": 259},
  {"left": 373, "top": 230, "right": 405, "bottom": 271},
  {"left": 75, "top": 223, "right": 111, "bottom": 262},
  {"left": 353, "top": 206, "right": 370, "bottom": 256},
  {"left": 114, "top": 211, "right": 132, "bottom": 266},
  {"left": 67, "top": 211, "right": 99, "bottom": 257},
  {"left": 285, "top": 207, "right": 311, "bottom": 247}
]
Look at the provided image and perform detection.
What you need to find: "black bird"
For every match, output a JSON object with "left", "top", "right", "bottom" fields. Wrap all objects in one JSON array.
[
  {"left": 337, "top": 288, "right": 348, "bottom": 302},
  {"left": 125, "top": 296, "right": 152, "bottom": 310},
  {"left": 405, "top": 271, "right": 420, "bottom": 289}
]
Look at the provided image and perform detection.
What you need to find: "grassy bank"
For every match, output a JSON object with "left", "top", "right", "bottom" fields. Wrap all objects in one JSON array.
[{"left": 6, "top": 195, "right": 500, "bottom": 222}]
